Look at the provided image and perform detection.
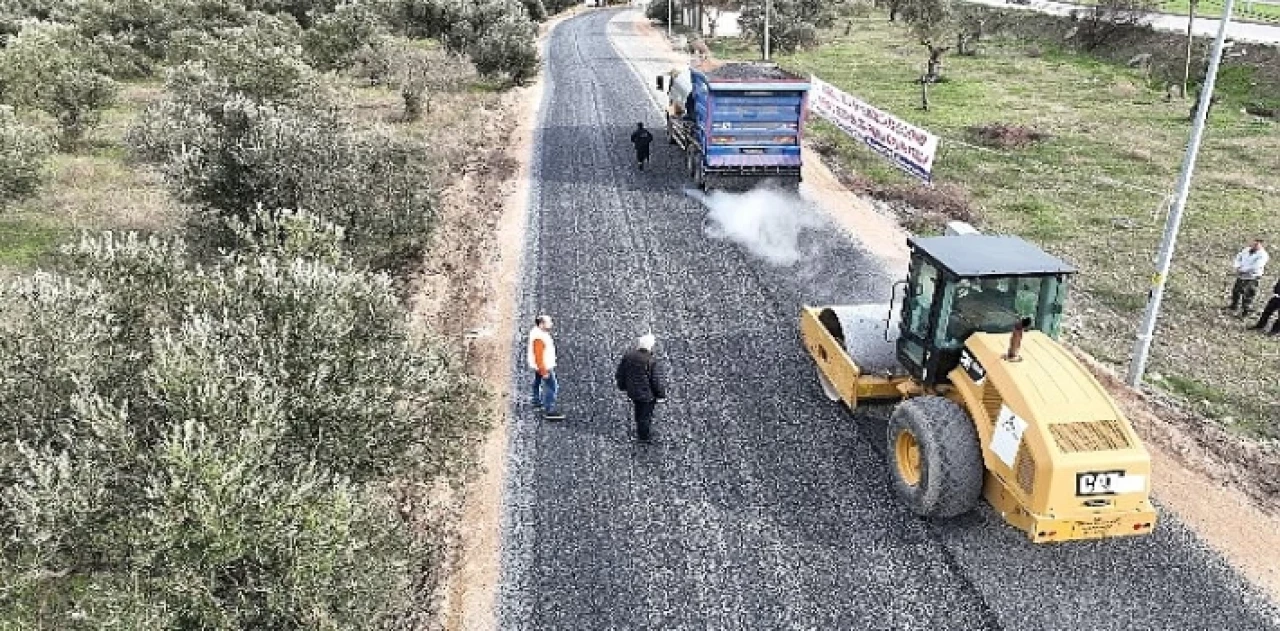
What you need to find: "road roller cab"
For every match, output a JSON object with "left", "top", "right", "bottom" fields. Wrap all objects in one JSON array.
[
  {"left": 800, "top": 234, "right": 1158, "bottom": 543},
  {"left": 896, "top": 235, "right": 1074, "bottom": 387}
]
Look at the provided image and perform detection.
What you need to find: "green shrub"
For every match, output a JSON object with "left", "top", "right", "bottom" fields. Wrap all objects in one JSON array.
[
  {"left": 468, "top": 11, "right": 539, "bottom": 84},
  {"left": 49, "top": 68, "right": 119, "bottom": 148},
  {"left": 738, "top": 0, "right": 836, "bottom": 53},
  {"left": 0, "top": 219, "right": 486, "bottom": 628},
  {"left": 0, "top": 106, "right": 51, "bottom": 207},
  {"left": 523, "top": 0, "right": 548, "bottom": 21},
  {"left": 69, "top": 0, "right": 253, "bottom": 60}
]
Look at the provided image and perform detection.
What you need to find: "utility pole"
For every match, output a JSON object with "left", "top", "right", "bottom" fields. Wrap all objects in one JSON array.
[
  {"left": 1182, "top": 0, "right": 1198, "bottom": 98},
  {"left": 1127, "top": 0, "right": 1236, "bottom": 387},
  {"left": 763, "top": 0, "right": 771, "bottom": 60},
  {"left": 668, "top": 0, "right": 672, "bottom": 37}
]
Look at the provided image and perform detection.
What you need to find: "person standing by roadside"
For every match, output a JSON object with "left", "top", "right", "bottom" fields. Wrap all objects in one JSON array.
[
  {"left": 616, "top": 334, "right": 667, "bottom": 444},
  {"left": 630, "top": 122, "right": 654, "bottom": 171},
  {"left": 1227, "top": 239, "right": 1269, "bottom": 317},
  {"left": 1247, "top": 276, "right": 1280, "bottom": 336},
  {"left": 528, "top": 315, "right": 564, "bottom": 421}
]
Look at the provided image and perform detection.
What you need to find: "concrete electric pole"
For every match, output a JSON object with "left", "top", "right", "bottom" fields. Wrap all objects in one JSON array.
[
  {"left": 668, "top": 0, "right": 672, "bottom": 37},
  {"left": 1127, "top": 0, "right": 1236, "bottom": 387},
  {"left": 763, "top": 0, "right": 771, "bottom": 60}
]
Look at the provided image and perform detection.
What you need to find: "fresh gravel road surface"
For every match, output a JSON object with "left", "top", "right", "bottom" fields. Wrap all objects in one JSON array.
[{"left": 498, "top": 9, "right": 1280, "bottom": 630}]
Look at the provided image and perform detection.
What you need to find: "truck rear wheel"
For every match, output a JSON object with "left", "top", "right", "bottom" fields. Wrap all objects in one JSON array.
[{"left": 886, "top": 396, "right": 983, "bottom": 519}]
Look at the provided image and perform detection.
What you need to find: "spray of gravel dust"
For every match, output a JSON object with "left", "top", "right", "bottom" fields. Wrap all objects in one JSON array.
[{"left": 687, "top": 185, "right": 826, "bottom": 267}]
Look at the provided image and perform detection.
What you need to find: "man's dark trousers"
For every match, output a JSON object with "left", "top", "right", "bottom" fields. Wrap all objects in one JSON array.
[
  {"left": 635, "top": 146, "right": 650, "bottom": 166},
  {"left": 1231, "top": 278, "right": 1259, "bottom": 313},
  {"left": 633, "top": 400, "right": 656, "bottom": 441},
  {"left": 1254, "top": 296, "right": 1280, "bottom": 333}
]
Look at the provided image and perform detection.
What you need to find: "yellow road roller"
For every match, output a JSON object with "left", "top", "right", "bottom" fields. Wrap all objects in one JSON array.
[{"left": 801, "top": 233, "right": 1157, "bottom": 543}]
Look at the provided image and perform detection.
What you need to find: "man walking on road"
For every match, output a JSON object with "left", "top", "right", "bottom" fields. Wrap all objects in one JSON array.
[
  {"left": 1247, "top": 276, "right": 1280, "bottom": 336},
  {"left": 528, "top": 315, "right": 564, "bottom": 421},
  {"left": 616, "top": 334, "right": 667, "bottom": 444},
  {"left": 630, "top": 122, "right": 654, "bottom": 170},
  {"left": 1227, "top": 239, "right": 1269, "bottom": 317}
]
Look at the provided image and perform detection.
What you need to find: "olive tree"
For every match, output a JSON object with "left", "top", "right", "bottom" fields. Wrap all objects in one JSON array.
[
  {"left": 901, "top": 0, "right": 956, "bottom": 83},
  {"left": 0, "top": 106, "right": 51, "bottom": 208},
  {"left": 129, "top": 81, "right": 435, "bottom": 271},
  {"left": 384, "top": 0, "right": 539, "bottom": 83},
  {"left": 0, "top": 217, "right": 487, "bottom": 628},
  {"left": 303, "top": 0, "right": 389, "bottom": 72},
  {"left": 467, "top": 10, "right": 539, "bottom": 84},
  {"left": 0, "top": 20, "right": 118, "bottom": 149}
]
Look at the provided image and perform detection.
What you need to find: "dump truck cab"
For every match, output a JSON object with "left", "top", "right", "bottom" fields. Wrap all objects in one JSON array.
[{"left": 897, "top": 235, "right": 1075, "bottom": 387}]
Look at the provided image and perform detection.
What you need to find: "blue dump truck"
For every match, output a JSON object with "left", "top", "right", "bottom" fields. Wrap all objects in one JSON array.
[{"left": 656, "top": 61, "right": 810, "bottom": 191}]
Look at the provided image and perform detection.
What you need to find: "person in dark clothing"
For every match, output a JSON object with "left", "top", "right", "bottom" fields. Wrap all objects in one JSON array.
[
  {"left": 1247, "top": 277, "right": 1280, "bottom": 335},
  {"left": 630, "top": 122, "right": 654, "bottom": 170},
  {"left": 615, "top": 334, "right": 667, "bottom": 443}
]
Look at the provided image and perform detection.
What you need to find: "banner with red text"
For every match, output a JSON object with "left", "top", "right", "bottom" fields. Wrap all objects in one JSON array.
[{"left": 808, "top": 75, "right": 939, "bottom": 182}]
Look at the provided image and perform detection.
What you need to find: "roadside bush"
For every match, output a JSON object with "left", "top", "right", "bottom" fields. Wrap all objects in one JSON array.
[
  {"left": 523, "top": 0, "right": 547, "bottom": 21},
  {"left": 0, "top": 219, "right": 485, "bottom": 628},
  {"left": 1068, "top": 0, "right": 1156, "bottom": 51},
  {"left": 129, "top": 93, "right": 435, "bottom": 272},
  {"left": 645, "top": 0, "right": 672, "bottom": 23},
  {"left": 544, "top": 0, "right": 578, "bottom": 13},
  {"left": 0, "top": 106, "right": 51, "bottom": 207},
  {"left": 468, "top": 11, "right": 539, "bottom": 84},
  {"left": 384, "top": 0, "right": 539, "bottom": 82},
  {"left": 0, "top": 20, "right": 118, "bottom": 149}
]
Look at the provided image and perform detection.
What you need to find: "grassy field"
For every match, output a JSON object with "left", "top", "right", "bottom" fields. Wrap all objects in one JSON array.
[
  {"left": 1063, "top": 0, "right": 1280, "bottom": 23},
  {"left": 712, "top": 20, "right": 1280, "bottom": 437},
  {"left": 1166, "top": 0, "right": 1280, "bottom": 22},
  {"left": 0, "top": 82, "right": 179, "bottom": 268}
]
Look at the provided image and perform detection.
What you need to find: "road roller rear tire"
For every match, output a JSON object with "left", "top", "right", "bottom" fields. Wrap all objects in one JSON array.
[{"left": 886, "top": 396, "right": 983, "bottom": 519}]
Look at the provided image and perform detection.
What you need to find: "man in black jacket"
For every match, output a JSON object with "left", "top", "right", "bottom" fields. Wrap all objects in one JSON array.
[
  {"left": 616, "top": 333, "right": 667, "bottom": 443},
  {"left": 1247, "top": 276, "right": 1280, "bottom": 335},
  {"left": 630, "top": 122, "right": 654, "bottom": 170}
]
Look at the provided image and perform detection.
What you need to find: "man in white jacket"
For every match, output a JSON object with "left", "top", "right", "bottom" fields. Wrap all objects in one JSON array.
[
  {"left": 1228, "top": 239, "right": 1269, "bottom": 316},
  {"left": 527, "top": 315, "right": 564, "bottom": 421}
]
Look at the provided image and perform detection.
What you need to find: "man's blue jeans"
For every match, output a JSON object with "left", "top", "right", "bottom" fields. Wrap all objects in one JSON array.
[{"left": 531, "top": 370, "right": 558, "bottom": 412}]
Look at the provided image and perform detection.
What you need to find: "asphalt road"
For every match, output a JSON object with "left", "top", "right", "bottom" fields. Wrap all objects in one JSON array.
[
  {"left": 498, "top": 9, "right": 1280, "bottom": 630},
  {"left": 958, "top": 0, "right": 1280, "bottom": 44}
]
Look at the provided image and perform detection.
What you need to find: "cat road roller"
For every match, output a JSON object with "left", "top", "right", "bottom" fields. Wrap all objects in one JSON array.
[{"left": 801, "top": 233, "right": 1157, "bottom": 543}]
